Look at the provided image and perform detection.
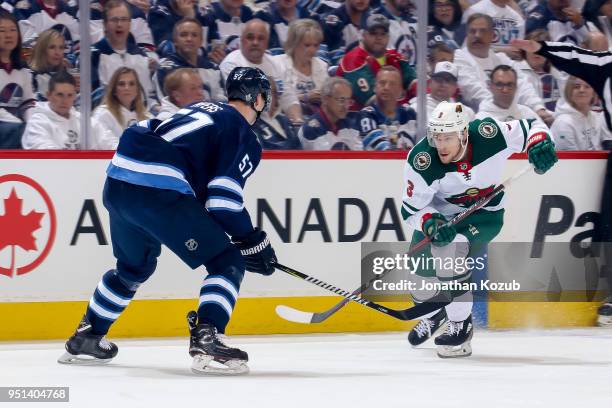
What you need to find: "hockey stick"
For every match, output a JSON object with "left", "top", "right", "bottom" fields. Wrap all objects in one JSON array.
[
  {"left": 275, "top": 164, "right": 534, "bottom": 324},
  {"left": 273, "top": 262, "right": 452, "bottom": 322}
]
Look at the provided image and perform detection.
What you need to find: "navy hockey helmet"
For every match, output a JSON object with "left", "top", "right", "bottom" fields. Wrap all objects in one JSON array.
[{"left": 225, "top": 67, "right": 272, "bottom": 119}]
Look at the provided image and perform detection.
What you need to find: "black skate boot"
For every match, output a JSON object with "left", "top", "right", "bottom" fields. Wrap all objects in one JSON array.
[
  {"left": 434, "top": 314, "right": 473, "bottom": 358},
  {"left": 597, "top": 301, "right": 612, "bottom": 327},
  {"left": 57, "top": 316, "right": 118, "bottom": 365},
  {"left": 408, "top": 308, "right": 447, "bottom": 346},
  {"left": 187, "top": 311, "right": 249, "bottom": 375}
]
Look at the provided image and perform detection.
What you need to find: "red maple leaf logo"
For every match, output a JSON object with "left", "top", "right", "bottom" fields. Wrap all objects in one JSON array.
[{"left": 0, "top": 188, "right": 45, "bottom": 277}]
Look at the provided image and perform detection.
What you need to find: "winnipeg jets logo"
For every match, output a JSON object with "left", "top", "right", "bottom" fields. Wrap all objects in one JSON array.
[{"left": 185, "top": 239, "right": 198, "bottom": 251}]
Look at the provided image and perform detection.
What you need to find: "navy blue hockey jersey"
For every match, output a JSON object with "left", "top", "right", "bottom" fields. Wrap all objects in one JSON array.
[
  {"left": 106, "top": 101, "right": 262, "bottom": 237},
  {"left": 359, "top": 102, "right": 417, "bottom": 150}
]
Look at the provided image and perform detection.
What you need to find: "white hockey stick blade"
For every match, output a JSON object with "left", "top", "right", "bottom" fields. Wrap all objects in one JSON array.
[{"left": 275, "top": 305, "right": 314, "bottom": 324}]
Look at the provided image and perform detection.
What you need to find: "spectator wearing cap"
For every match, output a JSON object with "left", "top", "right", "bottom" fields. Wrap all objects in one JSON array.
[
  {"left": 454, "top": 13, "right": 553, "bottom": 125},
  {"left": 475, "top": 64, "right": 541, "bottom": 122},
  {"left": 410, "top": 61, "right": 475, "bottom": 123},
  {"left": 336, "top": 14, "right": 416, "bottom": 111},
  {"left": 321, "top": 0, "right": 371, "bottom": 64}
]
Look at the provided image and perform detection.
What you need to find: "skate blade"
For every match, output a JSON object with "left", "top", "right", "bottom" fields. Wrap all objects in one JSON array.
[
  {"left": 436, "top": 342, "right": 472, "bottom": 359},
  {"left": 191, "top": 355, "right": 249, "bottom": 376},
  {"left": 57, "top": 351, "right": 113, "bottom": 365},
  {"left": 597, "top": 315, "right": 612, "bottom": 327}
]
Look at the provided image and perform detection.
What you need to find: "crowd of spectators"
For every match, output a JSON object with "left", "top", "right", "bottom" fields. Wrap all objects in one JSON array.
[{"left": 1, "top": 0, "right": 611, "bottom": 150}]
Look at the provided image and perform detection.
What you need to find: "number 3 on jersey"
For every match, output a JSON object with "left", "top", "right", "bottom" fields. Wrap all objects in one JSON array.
[{"left": 406, "top": 180, "right": 414, "bottom": 197}]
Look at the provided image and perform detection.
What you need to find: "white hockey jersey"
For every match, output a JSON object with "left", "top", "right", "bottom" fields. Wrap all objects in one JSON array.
[
  {"left": 21, "top": 102, "right": 111, "bottom": 149},
  {"left": 401, "top": 116, "right": 548, "bottom": 231},
  {"left": 0, "top": 64, "right": 35, "bottom": 123}
]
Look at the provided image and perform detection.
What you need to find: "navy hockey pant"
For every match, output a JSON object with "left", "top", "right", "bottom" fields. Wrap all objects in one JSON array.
[{"left": 84, "top": 178, "right": 245, "bottom": 335}]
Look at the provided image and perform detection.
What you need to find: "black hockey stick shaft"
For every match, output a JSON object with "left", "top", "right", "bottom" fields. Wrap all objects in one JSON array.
[
  {"left": 276, "top": 164, "right": 533, "bottom": 322},
  {"left": 273, "top": 262, "right": 450, "bottom": 320}
]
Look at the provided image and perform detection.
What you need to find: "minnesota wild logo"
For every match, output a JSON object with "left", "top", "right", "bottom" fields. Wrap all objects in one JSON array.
[
  {"left": 447, "top": 185, "right": 495, "bottom": 207},
  {"left": 478, "top": 122, "right": 498, "bottom": 138},
  {"left": 413, "top": 152, "right": 431, "bottom": 170}
]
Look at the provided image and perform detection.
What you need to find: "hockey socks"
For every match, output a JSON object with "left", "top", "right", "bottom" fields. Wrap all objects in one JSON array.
[
  {"left": 85, "top": 270, "right": 137, "bottom": 335},
  {"left": 198, "top": 272, "right": 241, "bottom": 334}
]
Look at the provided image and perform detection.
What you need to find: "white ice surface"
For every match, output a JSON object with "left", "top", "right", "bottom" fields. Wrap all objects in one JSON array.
[{"left": 1, "top": 329, "right": 611, "bottom": 408}]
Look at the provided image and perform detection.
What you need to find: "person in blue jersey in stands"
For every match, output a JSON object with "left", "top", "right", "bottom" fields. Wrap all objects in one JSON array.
[{"left": 58, "top": 67, "right": 278, "bottom": 376}]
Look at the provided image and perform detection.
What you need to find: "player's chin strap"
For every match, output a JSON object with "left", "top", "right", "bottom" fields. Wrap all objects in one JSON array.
[
  {"left": 251, "top": 93, "right": 267, "bottom": 122},
  {"left": 254, "top": 104, "right": 264, "bottom": 121},
  {"left": 451, "top": 128, "right": 469, "bottom": 163}
]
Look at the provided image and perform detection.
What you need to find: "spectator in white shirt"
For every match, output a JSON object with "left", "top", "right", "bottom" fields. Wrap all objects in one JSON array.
[
  {"left": 274, "top": 18, "right": 328, "bottom": 116},
  {"left": 552, "top": 76, "right": 611, "bottom": 150},
  {"left": 515, "top": 29, "right": 567, "bottom": 112},
  {"left": 462, "top": 0, "right": 525, "bottom": 56},
  {"left": 22, "top": 71, "right": 111, "bottom": 149},
  {"left": 476, "top": 64, "right": 541, "bottom": 121},
  {"left": 92, "top": 67, "right": 152, "bottom": 148},
  {"left": 220, "top": 18, "right": 303, "bottom": 123},
  {"left": 156, "top": 68, "right": 205, "bottom": 120},
  {"left": 454, "top": 13, "right": 553, "bottom": 124},
  {"left": 410, "top": 61, "right": 475, "bottom": 122}
]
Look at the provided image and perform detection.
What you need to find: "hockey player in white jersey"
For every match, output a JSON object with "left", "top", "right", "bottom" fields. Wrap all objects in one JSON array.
[{"left": 402, "top": 101, "right": 557, "bottom": 358}]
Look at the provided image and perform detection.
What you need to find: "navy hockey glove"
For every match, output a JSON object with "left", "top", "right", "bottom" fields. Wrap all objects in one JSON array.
[
  {"left": 526, "top": 132, "right": 557, "bottom": 174},
  {"left": 233, "top": 228, "right": 277, "bottom": 276},
  {"left": 422, "top": 213, "right": 456, "bottom": 247}
]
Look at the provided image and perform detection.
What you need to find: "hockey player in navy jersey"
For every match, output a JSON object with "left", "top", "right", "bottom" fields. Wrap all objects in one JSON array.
[{"left": 58, "top": 67, "right": 277, "bottom": 375}]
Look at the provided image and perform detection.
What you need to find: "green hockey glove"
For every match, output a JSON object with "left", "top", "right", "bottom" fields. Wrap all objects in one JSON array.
[
  {"left": 422, "top": 213, "right": 456, "bottom": 247},
  {"left": 526, "top": 132, "right": 558, "bottom": 174}
]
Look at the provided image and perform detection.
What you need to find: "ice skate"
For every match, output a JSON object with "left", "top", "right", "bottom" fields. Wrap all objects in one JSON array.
[
  {"left": 434, "top": 314, "right": 473, "bottom": 358},
  {"left": 408, "top": 308, "right": 447, "bottom": 347},
  {"left": 597, "top": 301, "right": 612, "bottom": 327},
  {"left": 58, "top": 316, "right": 118, "bottom": 365},
  {"left": 187, "top": 311, "right": 249, "bottom": 375}
]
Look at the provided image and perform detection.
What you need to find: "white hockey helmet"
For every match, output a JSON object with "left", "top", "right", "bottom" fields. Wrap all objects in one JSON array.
[{"left": 426, "top": 101, "right": 469, "bottom": 147}]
